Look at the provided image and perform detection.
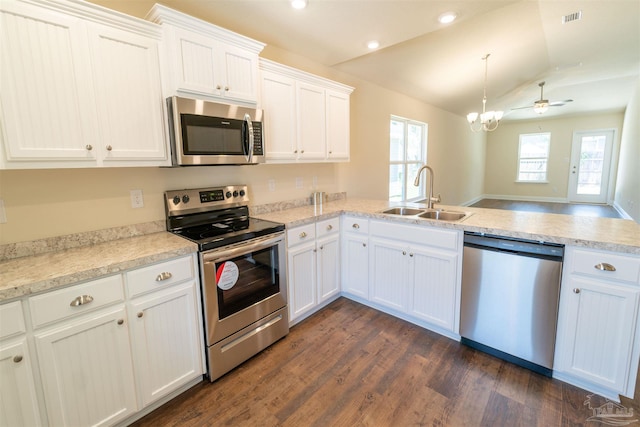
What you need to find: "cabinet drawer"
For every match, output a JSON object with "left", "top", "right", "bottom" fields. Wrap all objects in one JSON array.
[
  {"left": 126, "top": 256, "right": 195, "bottom": 298},
  {"left": 370, "top": 220, "right": 459, "bottom": 251},
  {"left": 29, "top": 275, "right": 124, "bottom": 328},
  {"left": 316, "top": 217, "right": 340, "bottom": 237},
  {"left": 287, "top": 223, "right": 316, "bottom": 247},
  {"left": 342, "top": 216, "right": 369, "bottom": 234},
  {"left": 0, "top": 301, "right": 26, "bottom": 339},
  {"left": 570, "top": 248, "right": 640, "bottom": 284}
]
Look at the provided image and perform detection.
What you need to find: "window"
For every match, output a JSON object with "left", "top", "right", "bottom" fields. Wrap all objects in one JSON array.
[
  {"left": 518, "top": 133, "right": 550, "bottom": 182},
  {"left": 389, "top": 116, "right": 427, "bottom": 202}
]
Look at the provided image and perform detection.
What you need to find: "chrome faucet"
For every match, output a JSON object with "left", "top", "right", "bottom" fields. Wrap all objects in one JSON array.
[{"left": 414, "top": 164, "right": 440, "bottom": 209}]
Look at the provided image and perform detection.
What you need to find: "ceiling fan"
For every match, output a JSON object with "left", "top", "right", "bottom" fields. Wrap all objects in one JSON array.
[{"left": 512, "top": 81, "right": 573, "bottom": 114}]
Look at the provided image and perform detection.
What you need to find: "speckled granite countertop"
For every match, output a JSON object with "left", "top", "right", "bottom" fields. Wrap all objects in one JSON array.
[
  {"left": 0, "top": 232, "right": 197, "bottom": 301},
  {"left": 253, "top": 198, "right": 640, "bottom": 255},
  {"left": 1, "top": 198, "right": 638, "bottom": 303}
]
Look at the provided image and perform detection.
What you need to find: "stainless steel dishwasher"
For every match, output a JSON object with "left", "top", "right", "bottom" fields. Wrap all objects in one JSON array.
[{"left": 460, "top": 232, "right": 564, "bottom": 377}]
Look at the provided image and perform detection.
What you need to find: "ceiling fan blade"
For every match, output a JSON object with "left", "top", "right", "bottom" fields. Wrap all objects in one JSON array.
[
  {"left": 549, "top": 99, "right": 573, "bottom": 106},
  {"left": 510, "top": 105, "right": 534, "bottom": 110}
]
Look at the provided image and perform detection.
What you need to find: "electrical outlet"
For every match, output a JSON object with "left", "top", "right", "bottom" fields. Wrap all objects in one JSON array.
[
  {"left": 0, "top": 199, "right": 6, "bottom": 223},
  {"left": 130, "top": 189, "right": 144, "bottom": 208},
  {"left": 295, "top": 177, "right": 303, "bottom": 189},
  {"left": 268, "top": 179, "right": 276, "bottom": 192}
]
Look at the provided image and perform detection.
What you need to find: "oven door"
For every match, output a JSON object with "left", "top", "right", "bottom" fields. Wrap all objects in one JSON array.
[{"left": 201, "top": 233, "right": 286, "bottom": 345}]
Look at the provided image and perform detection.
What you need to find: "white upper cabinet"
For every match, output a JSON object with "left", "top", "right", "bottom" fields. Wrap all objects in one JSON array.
[
  {"left": 259, "top": 59, "right": 353, "bottom": 163},
  {"left": 147, "top": 4, "right": 264, "bottom": 105},
  {"left": 0, "top": 0, "right": 169, "bottom": 169}
]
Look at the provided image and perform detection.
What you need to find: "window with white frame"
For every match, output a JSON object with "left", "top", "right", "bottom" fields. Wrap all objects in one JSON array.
[
  {"left": 518, "top": 133, "right": 550, "bottom": 182},
  {"left": 389, "top": 116, "right": 427, "bottom": 202}
]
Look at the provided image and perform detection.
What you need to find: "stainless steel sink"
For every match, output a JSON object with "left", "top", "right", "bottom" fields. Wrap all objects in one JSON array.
[
  {"left": 418, "top": 210, "right": 467, "bottom": 221},
  {"left": 381, "top": 207, "right": 425, "bottom": 216}
]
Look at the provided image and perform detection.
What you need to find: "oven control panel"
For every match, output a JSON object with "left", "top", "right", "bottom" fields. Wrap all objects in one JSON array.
[{"left": 165, "top": 185, "right": 249, "bottom": 216}]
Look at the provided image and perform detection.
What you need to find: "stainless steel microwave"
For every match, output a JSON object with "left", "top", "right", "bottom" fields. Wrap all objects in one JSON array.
[{"left": 167, "top": 96, "right": 265, "bottom": 166}]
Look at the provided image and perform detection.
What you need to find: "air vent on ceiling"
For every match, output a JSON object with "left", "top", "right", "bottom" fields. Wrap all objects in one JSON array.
[{"left": 562, "top": 11, "right": 582, "bottom": 24}]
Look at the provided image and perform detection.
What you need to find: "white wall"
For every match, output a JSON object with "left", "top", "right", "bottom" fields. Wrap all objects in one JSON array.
[{"left": 614, "top": 78, "right": 640, "bottom": 221}]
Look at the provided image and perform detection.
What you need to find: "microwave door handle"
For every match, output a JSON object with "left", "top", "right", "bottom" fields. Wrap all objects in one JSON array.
[{"left": 243, "top": 113, "right": 254, "bottom": 163}]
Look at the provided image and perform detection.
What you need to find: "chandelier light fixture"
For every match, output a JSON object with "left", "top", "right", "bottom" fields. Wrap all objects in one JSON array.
[{"left": 467, "top": 54, "right": 503, "bottom": 132}]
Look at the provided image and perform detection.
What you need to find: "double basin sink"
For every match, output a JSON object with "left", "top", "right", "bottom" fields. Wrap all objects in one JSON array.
[{"left": 380, "top": 206, "right": 469, "bottom": 222}]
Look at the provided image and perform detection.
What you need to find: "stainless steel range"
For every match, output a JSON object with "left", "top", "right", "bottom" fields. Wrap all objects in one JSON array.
[{"left": 165, "top": 185, "right": 288, "bottom": 381}]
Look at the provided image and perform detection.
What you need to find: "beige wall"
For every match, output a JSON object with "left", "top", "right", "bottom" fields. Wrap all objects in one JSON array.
[
  {"left": 484, "top": 113, "right": 624, "bottom": 201},
  {"left": 615, "top": 78, "right": 640, "bottom": 222},
  {"left": 0, "top": 4, "right": 483, "bottom": 245}
]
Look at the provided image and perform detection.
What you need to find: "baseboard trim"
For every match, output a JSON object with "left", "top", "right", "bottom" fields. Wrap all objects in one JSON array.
[
  {"left": 612, "top": 201, "right": 634, "bottom": 220},
  {"left": 479, "top": 194, "right": 569, "bottom": 203}
]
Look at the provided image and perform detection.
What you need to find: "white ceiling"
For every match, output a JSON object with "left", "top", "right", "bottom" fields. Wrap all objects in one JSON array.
[{"left": 97, "top": 0, "right": 640, "bottom": 121}]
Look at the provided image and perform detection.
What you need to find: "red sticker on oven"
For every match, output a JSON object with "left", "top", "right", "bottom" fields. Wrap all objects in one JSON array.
[{"left": 216, "top": 261, "right": 239, "bottom": 290}]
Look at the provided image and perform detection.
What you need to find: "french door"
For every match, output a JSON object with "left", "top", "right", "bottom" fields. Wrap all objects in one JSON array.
[{"left": 567, "top": 129, "right": 616, "bottom": 204}]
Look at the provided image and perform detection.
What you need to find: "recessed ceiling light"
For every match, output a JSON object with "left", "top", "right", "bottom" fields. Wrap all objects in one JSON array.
[
  {"left": 438, "top": 12, "right": 457, "bottom": 24},
  {"left": 367, "top": 40, "right": 380, "bottom": 50},
  {"left": 291, "top": 0, "right": 307, "bottom": 10}
]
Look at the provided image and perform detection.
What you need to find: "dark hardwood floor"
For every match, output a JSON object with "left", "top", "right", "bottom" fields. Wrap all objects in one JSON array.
[
  {"left": 470, "top": 199, "right": 624, "bottom": 219},
  {"left": 130, "top": 298, "right": 623, "bottom": 427}
]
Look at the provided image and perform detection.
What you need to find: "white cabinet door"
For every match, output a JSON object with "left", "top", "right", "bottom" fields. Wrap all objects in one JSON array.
[
  {"left": 219, "top": 42, "right": 259, "bottom": 103},
  {"left": 369, "top": 237, "right": 409, "bottom": 312},
  {"left": 35, "top": 306, "right": 137, "bottom": 427},
  {"left": 88, "top": 24, "right": 167, "bottom": 164},
  {"left": 317, "top": 233, "right": 340, "bottom": 303},
  {"left": 407, "top": 245, "right": 459, "bottom": 332},
  {"left": 128, "top": 281, "right": 203, "bottom": 407},
  {"left": 0, "top": 1, "right": 96, "bottom": 163},
  {"left": 556, "top": 276, "right": 640, "bottom": 394},
  {"left": 342, "top": 233, "right": 369, "bottom": 300},
  {"left": 287, "top": 240, "right": 317, "bottom": 322},
  {"left": 326, "top": 90, "right": 350, "bottom": 161},
  {"left": 297, "top": 82, "right": 326, "bottom": 160},
  {"left": 261, "top": 70, "right": 297, "bottom": 160},
  {"left": 0, "top": 338, "right": 42, "bottom": 426}
]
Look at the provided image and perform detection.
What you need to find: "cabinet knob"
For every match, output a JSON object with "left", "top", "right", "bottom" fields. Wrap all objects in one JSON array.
[
  {"left": 327, "top": 224, "right": 333, "bottom": 231},
  {"left": 352, "top": 223, "right": 360, "bottom": 229},
  {"left": 106, "top": 145, "right": 113, "bottom": 151},
  {"left": 329, "top": 151, "right": 332, "bottom": 154},
  {"left": 156, "top": 272, "right": 173, "bottom": 281},
  {"left": 402, "top": 251, "right": 407, "bottom": 256},
  {"left": 573, "top": 288, "right": 581, "bottom": 294},
  {"left": 85, "top": 144, "right": 93, "bottom": 151},
  {"left": 594, "top": 262, "right": 616, "bottom": 272},
  {"left": 137, "top": 312, "right": 144, "bottom": 318},
  {"left": 225, "top": 86, "right": 229, "bottom": 91},
  {"left": 70, "top": 295, "right": 94, "bottom": 307},
  {"left": 299, "top": 231, "right": 307, "bottom": 238},
  {"left": 319, "top": 245, "right": 324, "bottom": 250},
  {"left": 362, "top": 243, "right": 366, "bottom": 247},
  {"left": 294, "top": 150, "right": 298, "bottom": 153},
  {"left": 216, "top": 85, "right": 221, "bottom": 90},
  {"left": 13, "top": 355, "right": 23, "bottom": 363},
  {"left": 409, "top": 253, "right": 414, "bottom": 257},
  {"left": 117, "top": 319, "right": 124, "bottom": 325}
]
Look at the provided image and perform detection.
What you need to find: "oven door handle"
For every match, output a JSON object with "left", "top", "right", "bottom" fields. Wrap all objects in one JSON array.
[{"left": 201, "top": 233, "right": 283, "bottom": 264}]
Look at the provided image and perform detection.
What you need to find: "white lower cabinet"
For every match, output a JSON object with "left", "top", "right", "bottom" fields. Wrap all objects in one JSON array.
[
  {"left": 554, "top": 246, "right": 640, "bottom": 399},
  {"left": 341, "top": 216, "right": 370, "bottom": 300},
  {"left": 0, "top": 300, "right": 42, "bottom": 426},
  {"left": 287, "top": 218, "right": 341, "bottom": 324},
  {"left": 35, "top": 306, "right": 138, "bottom": 427},
  {"left": 128, "top": 281, "right": 202, "bottom": 407},
  {"left": 0, "top": 253, "right": 203, "bottom": 426},
  {"left": 367, "top": 220, "right": 462, "bottom": 335}
]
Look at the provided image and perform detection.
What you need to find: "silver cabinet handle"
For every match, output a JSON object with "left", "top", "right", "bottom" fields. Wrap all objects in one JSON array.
[
  {"left": 327, "top": 224, "right": 333, "bottom": 231},
  {"left": 106, "top": 145, "right": 112, "bottom": 151},
  {"left": 13, "top": 355, "right": 23, "bottom": 363},
  {"left": 70, "top": 295, "right": 94, "bottom": 307},
  {"left": 594, "top": 263, "right": 616, "bottom": 272},
  {"left": 137, "top": 312, "right": 143, "bottom": 318},
  {"left": 352, "top": 223, "right": 360, "bottom": 229},
  {"left": 299, "top": 232, "right": 307, "bottom": 238},
  {"left": 573, "top": 288, "right": 581, "bottom": 294},
  {"left": 117, "top": 319, "right": 124, "bottom": 325},
  {"left": 85, "top": 144, "right": 93, "bottom": 151},
  {"left": 156, "top": 272, "right": 173, "bottom": 281}
]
